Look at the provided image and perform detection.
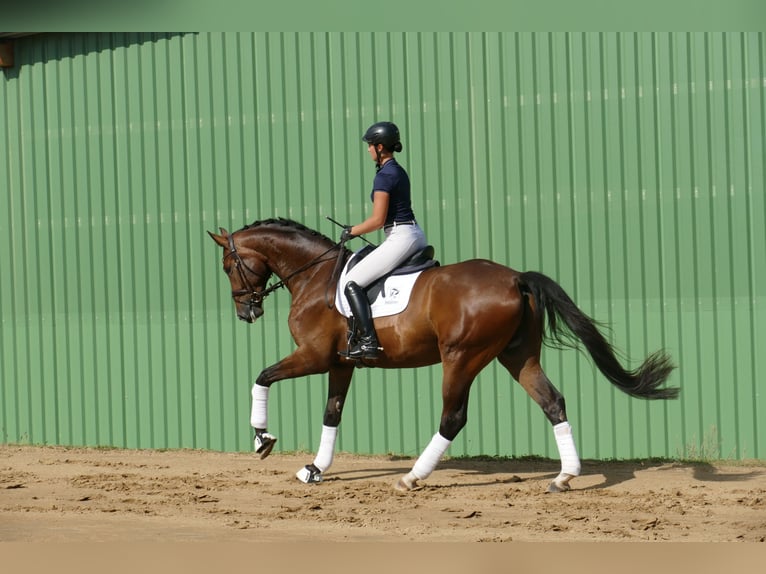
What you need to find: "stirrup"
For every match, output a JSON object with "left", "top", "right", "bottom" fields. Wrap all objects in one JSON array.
[
  {"left": 296, "top": 464, "right": 323, "bottom": 484},
  {"left": 339, "top": 339, "right": 381, "bottom": 360},
  {"left": 254, "top": 431, "right": 277, "bottom": 459}
]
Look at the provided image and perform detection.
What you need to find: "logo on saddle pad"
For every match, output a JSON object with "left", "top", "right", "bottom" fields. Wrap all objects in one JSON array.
[{"left": 335, "top": 245, "right": 439, "bottom": 319}]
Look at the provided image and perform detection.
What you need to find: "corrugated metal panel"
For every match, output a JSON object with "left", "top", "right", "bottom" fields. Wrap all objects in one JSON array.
[{"left": 1, "top": 33, "right": 763, "bottom": 460}]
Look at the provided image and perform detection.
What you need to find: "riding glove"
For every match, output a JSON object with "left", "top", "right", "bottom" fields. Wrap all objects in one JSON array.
[{"left": 340, "top": 226, "right": 356, "bottom": 242}]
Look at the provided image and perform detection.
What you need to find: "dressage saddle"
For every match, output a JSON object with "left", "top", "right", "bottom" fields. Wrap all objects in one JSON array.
[{"left": 345, "top": 245, "right": 439, "bottom": 302}]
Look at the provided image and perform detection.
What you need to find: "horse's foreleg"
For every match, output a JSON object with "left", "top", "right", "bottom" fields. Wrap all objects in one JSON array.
[
  {"left": 251, "top": 350, "right": 330, "bottom": 460},
  {"left": 251, "top": 384, "right": 277, "bottom": 459},
  {"left": 500, "top": 353, "right": 581, "bottom": 492},
  {"left": 296, "top": 364, "right": 354, "bottom": 484}
]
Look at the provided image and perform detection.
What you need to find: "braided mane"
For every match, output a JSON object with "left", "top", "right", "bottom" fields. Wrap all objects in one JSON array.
[{"left": 240, "top": 217, "right": 335, "bottom": 245}]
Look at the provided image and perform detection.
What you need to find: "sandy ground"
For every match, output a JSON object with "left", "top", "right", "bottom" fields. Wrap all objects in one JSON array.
[{"left": 1, "top": 445, "right": 765, "bottom": 543}]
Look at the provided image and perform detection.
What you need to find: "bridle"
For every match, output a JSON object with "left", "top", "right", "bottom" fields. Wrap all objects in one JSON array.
[
  {"left": 223, "top": 231, "right": 348, "bottom": 316},
  {"left": 223, "top": 234, "right": 277, "bottom": 314}
]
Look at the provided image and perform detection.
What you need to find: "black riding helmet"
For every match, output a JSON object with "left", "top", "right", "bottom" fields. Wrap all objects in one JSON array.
[
  {"left": 363, "top": 121, "right": 403, "bottom": 170},
  {"left": 362, "top": 121, "right": 403, "bottom": 153}
]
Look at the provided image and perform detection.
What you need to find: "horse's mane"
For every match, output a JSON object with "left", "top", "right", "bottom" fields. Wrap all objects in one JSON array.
[{"left": 241, "top": 217, "right": 335, "bottom": 245}]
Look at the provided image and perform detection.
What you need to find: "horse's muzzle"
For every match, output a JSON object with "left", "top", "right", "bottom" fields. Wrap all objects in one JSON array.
[{"left": 238, "top": 305, "right": 264, "bottom": 323}]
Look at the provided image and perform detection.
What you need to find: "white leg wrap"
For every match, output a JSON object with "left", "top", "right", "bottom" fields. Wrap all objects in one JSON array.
[
  {"left": 553, "top": 421, "right": 581, "bottom": 476},
  {"left": 312, "top": 425, "right": 338, "bottom": 472},
  {"left": 410, "top": 433, "right": 452, "bottom": 481},
  {"left": 250, "top": 384, "right": 270, "bottom": 429}
]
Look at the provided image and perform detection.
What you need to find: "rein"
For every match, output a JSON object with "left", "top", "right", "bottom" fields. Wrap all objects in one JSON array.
[{"left": 225, "top": 231, "right": 347, "bottom": 308}]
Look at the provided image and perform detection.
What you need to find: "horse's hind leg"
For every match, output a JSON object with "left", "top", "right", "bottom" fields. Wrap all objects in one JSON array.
[
  {"left": 395, "top": 381, "right": 470, "bottom": 492},
  {"left": 395, "top": 350, "right": 495, "bottom": 492},
  {"left": 498, "top": 352, "right": 581, "bottom": 492},
  {"left": 394, "top": 396, "right": 466, "bottom": 492}
]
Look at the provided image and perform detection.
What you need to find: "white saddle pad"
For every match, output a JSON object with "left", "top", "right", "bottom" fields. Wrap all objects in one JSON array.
[{"left": 335, "top": 251, "right": 423, "bottom": 319}]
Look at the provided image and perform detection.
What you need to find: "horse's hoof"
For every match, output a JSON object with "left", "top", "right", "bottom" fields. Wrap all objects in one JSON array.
[
  {"left": 547, "top": 473, "right": 575, "bottom": 493},
  {"left": 296, "top": 464, "right": 323, "bottom": 484},
  {"left": 254, "top": 432, "right": 277, "bottom": 460},
  {"left": 394, "top": 473, "right": 418, "bottom": 492},
  {"left": 547, "top": 481, "right": 570, "bottom": 493}
]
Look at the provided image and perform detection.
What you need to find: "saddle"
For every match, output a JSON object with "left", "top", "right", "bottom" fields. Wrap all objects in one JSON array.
[
  {"left": 346, "top": 245, "right": 439, "bottom": 303},
  {"left": 335, "top": 245, "right": 440, "bottom": 319}
]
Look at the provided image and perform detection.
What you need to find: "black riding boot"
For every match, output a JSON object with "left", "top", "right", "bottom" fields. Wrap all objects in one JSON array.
[{"left": 341, "top": 281, "right": 380, "bottom": 359}]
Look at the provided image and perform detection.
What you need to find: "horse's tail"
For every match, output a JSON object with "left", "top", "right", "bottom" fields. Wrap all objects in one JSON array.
[{"left": 518, "top": 271, "right": 678, "bottom": 400}]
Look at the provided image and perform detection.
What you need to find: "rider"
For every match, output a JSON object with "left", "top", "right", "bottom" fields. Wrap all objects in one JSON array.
[{"left": 339, "top": 121, "right": 428, "bottom": 359}]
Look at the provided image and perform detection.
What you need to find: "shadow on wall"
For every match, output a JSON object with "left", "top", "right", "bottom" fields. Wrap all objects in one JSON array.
[
  {"left": 2, "top": 0, "right": 179, "bottom": 36},
  {"left": 1, "top": 31, "right": 193, "bottom": 80}
]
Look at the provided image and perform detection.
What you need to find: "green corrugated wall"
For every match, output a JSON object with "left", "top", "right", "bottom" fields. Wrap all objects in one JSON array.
[{"left": 1, "top": 32, "right": 764, "bottom": 460}]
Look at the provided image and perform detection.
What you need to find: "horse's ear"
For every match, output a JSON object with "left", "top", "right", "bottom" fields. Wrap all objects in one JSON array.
[{"left": 208, "top": 229, "right": 228, "bottom": 248}]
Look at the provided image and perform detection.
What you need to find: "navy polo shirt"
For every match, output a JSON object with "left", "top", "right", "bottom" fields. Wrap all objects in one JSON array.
[{"left": 371, "top": 159, "right": 416, "bottom": 226}]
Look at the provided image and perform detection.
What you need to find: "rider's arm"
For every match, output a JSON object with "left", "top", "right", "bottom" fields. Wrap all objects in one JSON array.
[{"left": 350, "top": 191, "right": 389, "bottom": 236}]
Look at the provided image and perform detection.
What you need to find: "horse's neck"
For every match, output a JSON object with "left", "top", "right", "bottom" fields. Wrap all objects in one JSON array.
[{"left": 257, "top": 232, "right": 334, "bottom": 287}]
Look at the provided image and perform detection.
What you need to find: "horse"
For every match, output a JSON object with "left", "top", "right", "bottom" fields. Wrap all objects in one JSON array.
[{"left": 208, "top": 217, "right": 678, "bottom": 492}]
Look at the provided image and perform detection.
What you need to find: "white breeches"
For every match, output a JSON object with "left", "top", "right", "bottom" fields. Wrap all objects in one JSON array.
[{"left": 344, "top": 223, "right": 427, "bottom": 288}]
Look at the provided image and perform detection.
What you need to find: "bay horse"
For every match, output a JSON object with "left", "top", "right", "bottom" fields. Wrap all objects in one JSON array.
[{"left": 209, "top": 218, "right": 677, "bottom": 492}]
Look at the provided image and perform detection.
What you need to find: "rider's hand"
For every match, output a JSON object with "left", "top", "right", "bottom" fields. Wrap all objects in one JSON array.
[{"left": 340, "top": 226, "right": 356, "bottom": 242}]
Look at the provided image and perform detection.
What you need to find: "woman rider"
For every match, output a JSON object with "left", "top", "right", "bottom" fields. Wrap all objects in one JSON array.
[{"left": 339, "top": 121, "right": 428, "bottom": 360}]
